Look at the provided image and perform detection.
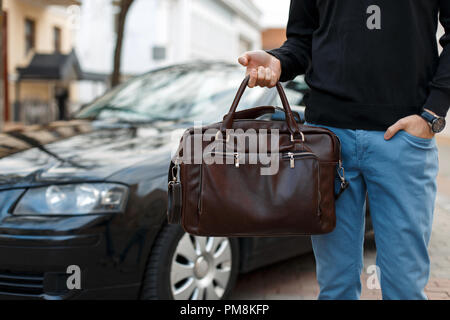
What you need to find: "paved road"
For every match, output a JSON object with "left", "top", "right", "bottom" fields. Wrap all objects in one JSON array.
[{"left": 231, "top": 136, "right": 450, "bottom": 300}]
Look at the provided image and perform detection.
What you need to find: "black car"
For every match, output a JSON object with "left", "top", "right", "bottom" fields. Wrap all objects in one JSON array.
[{"left": 0, "top": 62, "right": 331, "bottom": 300}]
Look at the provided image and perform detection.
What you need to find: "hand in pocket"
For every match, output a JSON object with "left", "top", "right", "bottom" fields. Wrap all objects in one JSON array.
[{"left": 384, "top": 115, "right": 434, "bottom": 140}]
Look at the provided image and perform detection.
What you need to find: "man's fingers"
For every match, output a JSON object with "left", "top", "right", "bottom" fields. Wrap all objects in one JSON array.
[
  {"left": 384, "top": 120, "right": 405, "bottom": 140},
  {"left": 247, "top": 67, "right": 276, "bottom": 88},
  {"left": 269, "top": 71, "right": 278, "bottom": 88},
  {"left": 239, "top": 52, "right": 277, "bottom": 88},
  {"left": 257, "top": 66, "right": 266, "bottom": 87},
  {"left": 248, "top": 68, "right": 257, "bottom": 88},
  {"left": 238, "top": 51, "right": 280, "bottom": 88},
  {"left": 262, "top": 67, "right": 271, "bottom": 87},
  {"left": 238, "top": 54, "right": 249, "bottom": 67}
]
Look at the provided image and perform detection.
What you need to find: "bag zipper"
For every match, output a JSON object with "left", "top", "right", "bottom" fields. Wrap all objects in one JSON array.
[
  {"left": 282, "top": 152, "right": 317, "bottom": 169},
  {"left": 205, "top": 151, "right": 316, "bottom": 169},
  {"left": 205, "top": 151, "right": 240, "bottom": 168}
]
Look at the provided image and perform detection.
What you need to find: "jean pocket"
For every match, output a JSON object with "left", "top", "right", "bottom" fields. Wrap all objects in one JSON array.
[
  {"left": 398, "top": 130, "right": 436, "bottom": 151},
  {"left": 399, "top": 130, "right": 434, "bottom": 144}
]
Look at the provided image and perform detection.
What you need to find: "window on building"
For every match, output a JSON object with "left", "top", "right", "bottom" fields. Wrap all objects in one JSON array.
[
  {"left": 152, "top": 46, "right": 166, "bottom": 61},
  {"left": 25, "top": 18, "right": 36, "bottom": 55},
  {"left": 54, "top": 27, "right": 62, "bottom": 52}
]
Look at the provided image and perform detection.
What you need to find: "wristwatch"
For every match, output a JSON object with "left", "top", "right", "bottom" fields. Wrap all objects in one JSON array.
[{"left": 420, "top": 109, "right": 446, "bottom": 133}]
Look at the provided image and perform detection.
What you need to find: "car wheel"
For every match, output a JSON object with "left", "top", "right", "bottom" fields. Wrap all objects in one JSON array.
[{"left": 140, "top": 224, "right": 239, "bottom": 300}]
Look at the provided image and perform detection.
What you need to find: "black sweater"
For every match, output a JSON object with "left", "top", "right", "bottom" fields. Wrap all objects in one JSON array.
[{"left": 268, "top": 0, "right": 450, "bottom": 130}]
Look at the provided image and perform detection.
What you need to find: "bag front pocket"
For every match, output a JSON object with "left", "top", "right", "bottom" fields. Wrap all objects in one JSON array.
[{"left": 197, "top": 152, "right": 321, "bottom": 236}]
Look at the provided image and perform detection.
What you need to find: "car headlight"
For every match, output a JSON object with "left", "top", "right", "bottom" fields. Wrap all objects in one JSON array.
[{"left": 13, "top": 183, "right": 128, "bottom": 215}]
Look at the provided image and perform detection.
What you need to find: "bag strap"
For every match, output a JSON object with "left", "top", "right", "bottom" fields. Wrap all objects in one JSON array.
[
  {"left": 220, "top": 75, "right": 304, "bottom": 141},
  {"left": 232, "top": 106, "right": 275, "bottom": 120}
]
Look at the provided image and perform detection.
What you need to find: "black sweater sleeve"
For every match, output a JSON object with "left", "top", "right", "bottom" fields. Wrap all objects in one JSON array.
[
  {"left": 425, "top": 0, "right": 450, "bottom": 117},
  {"left": 267, "top": 0, "right": 319, "bottom": 82}
]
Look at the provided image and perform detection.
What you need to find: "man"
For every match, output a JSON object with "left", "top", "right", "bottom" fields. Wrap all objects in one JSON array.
[{"left": 239, "top": 0, "right": 449, "bottom": 300}]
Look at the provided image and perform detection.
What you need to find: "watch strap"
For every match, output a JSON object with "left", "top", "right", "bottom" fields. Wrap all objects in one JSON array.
[{"left": 420, "top": 110, "right": 436, "bottom": 124}]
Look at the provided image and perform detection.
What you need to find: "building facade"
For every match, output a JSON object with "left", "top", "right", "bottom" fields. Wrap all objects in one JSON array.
[
  {"left": 76, "top": 0, "right": 262, "bottom": 103},
  {"left": 2, "top": 0, "right": 81, "bottom": 124}
]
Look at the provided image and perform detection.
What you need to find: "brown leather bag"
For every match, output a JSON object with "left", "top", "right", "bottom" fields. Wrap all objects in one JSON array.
[{"left": 168, "top": 76, "right": 348, "bottom": 236}]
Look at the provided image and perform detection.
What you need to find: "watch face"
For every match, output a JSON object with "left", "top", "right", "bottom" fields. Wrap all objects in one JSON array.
[{"left": 432, "top": 117, "right": 446, "bottom": 133}]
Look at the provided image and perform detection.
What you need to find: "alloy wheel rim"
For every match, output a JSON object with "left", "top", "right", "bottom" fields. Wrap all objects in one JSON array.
[{"left": 170, "top": 234, "right": 232, "bottom": 300}]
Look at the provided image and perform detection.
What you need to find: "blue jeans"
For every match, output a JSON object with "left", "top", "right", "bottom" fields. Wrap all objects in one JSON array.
[{"left": 305, "top": 122, "right": 439, "bottom": 300}]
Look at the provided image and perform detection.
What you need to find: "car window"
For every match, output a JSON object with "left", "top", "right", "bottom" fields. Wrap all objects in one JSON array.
[{"left": 76, "top": 65, "right": 267, "bottom": 124}]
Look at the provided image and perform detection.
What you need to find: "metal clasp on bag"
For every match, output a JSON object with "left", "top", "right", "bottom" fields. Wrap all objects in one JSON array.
[
  {"left": 337, "top": 160, "right": 348, "bottom": 189},
  {"left": 291, "top": 132, "right": 306, "bottom": 143},
  {"left": 334, "top": 159, "right": 349, "bottom": 200},
  {"left": 170, "top": 157, "right": 181, "bottom": 185},
  {"left": 234, "top": 153, "right": 240, "bottom": 168}
]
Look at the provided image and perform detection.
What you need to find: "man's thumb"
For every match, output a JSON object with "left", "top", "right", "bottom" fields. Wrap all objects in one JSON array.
[{"left": 238, "top": 53, "right": 250, "bottom": 66}]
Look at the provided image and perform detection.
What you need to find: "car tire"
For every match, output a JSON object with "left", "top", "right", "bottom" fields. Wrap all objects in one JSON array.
[{"left": 140, "top": 224, "right": 239, "bottom": 300}]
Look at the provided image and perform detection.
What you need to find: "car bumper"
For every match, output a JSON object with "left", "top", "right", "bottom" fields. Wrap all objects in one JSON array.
[
  {"left": 0, "top": 190, "right": 154, "bottom": 300},
  {"left": 0, "top": 233, "right": 141, "bottom": 299}
]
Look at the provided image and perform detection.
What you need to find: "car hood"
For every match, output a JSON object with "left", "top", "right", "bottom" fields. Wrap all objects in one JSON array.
[{"left": 0, "top": 120, "right": 186, "bottom": 189}]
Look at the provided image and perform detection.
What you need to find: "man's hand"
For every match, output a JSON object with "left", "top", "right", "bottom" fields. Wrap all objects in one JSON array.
[
  {"left": 384, "top": 114, "right": 434, "bottom": 140},
  {"left": 238, "top": 50, "right": 282, "bottom": 88}
]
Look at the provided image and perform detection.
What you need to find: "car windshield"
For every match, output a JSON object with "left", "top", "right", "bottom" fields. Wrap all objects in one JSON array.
[{"left": 76, "top": 64, "right": 268, "bottom": 124}]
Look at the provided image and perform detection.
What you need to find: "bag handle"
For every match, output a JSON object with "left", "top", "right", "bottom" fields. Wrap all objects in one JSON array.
[
  {"left": 232, "top": 106, "right": 275, "bottom": 120},
  {"left": 219, "top": 75, "right": 304, "bottom": 141}
]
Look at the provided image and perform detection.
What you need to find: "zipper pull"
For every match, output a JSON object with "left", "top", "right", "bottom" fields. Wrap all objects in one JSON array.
[
  {"left": 234, "top": 153, "right": 240, "bottom": 168},
  {"left": 288, "top": 152, "right": 295, "bottom": 168}
]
